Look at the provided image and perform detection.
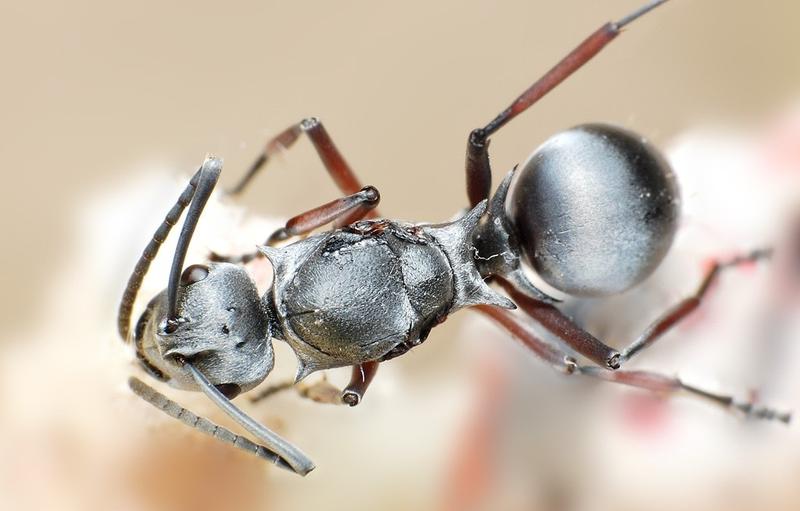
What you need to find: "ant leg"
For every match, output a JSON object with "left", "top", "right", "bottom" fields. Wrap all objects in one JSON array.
[
  {"left": 250, "top": 376, "right": 359, "bottom": 406},
  {"left": 475, "top": 305, "right": 791, "bottom": 423},
  {"left": 210, "top": 185, "right": 381, "bottom": 263},
  {"left": 495, "top": 248, "right": 773, "bottom": 370},
  {"left": 265, "top": 186, "right": 380, "bottom": 245},
  {"left": 228, "top": 118, "right": 378, "bottom": 219},
  {"left": 341, "top": 361, "right": 380, "bottom": 406},
  {"left": 474, "top": 305, "right": 579, "bottom": 374},
  {"left": 249, "top": 380, "right": 296, "bottom": 404},
  {"left": 577, "top": 367, "right": 791, "bottom": 423},
  {"left": 620, "top": 249, "right": 772, "bottom": 363},
  {"left": 228, "top": 124, "right": 303, "bottom": 196},
  {"left": 496, "top": 276, "right": 621, "bottom": 369},
  {"left": 465, "top": 0, "right": 670, "bottom": 206}
]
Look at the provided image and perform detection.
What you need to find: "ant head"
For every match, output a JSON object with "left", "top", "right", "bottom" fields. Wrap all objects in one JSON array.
[
  {"left": 139, "top": 262, "right": 273, "bottom": 398},
  {"left": 120, "top": 157, "right": 315, "bottom": 475},
  {"left": 120, "top": 157, "right": 274, "bottom": 399}
]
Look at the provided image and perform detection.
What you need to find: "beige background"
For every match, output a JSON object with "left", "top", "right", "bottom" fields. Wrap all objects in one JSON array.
[
  {"left": 2, "top": 3, "right": 800, "bottom": 511},
  {"left": 2, "top": 0, "right": 799, "bottom": 330}
]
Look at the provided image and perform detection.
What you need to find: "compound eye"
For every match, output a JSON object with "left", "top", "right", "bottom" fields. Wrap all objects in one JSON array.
[
  {"left": 181, "top": 264, "right": 209, "bottom": 285},
  {"left": 214, "top": 383, "right": 242, "bottom": 400}
]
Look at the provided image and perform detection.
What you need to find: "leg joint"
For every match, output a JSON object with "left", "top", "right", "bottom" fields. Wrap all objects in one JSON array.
[
  {"left": 469, "top": 128, "right": 488, "bottom": 148},
  {"left": 361, "top": 185, "right": 380, "bottom": 203},
  {"left": 301, "top": 117, "right": 321, "bottom": 131}
]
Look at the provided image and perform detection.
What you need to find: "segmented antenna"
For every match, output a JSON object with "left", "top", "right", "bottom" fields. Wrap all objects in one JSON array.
[
  {"left": 616, "top": 0, "right": 669, "bottom": 29},
  {"left": 128, "top": 377, "right": 295, "bottom": 471},
  {"left": 185, "top": 363, "right": 316, "bottom": 476},
  {"left": 117, "top": 169, "right": 202, "bottom": 341},
  {"left": 117, "top": 156, "right": 222, "bottom": 341},
  {"left": 165, "top": 158, "right": 222, "bottom": 323}
]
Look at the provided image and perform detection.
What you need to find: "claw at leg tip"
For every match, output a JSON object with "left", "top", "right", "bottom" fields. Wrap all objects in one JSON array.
[{"left": 342, "top": 391, "right": 361, "bottom": 407}]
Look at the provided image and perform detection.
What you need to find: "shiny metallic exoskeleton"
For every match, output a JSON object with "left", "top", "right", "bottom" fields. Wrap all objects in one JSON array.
[
  {"left": 117, "top": 0, "right": 790, "bottom": 480},
  {"left": 507, "top": 124, "right": 680, "bottom": 296},
  {"left": 263, "top": 208, "right": 512, "bottom": 381}
]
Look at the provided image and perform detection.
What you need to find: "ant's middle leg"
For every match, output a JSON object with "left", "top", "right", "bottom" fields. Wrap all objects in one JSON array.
[
  {"left": 248, "top": 361, "right": 381, "bottom": 408},
  {"left": 497, "top": 276, "right": 621, "bottom": 369},
  {"left": 341, "top": 361, "right": 380, "bottom": 407}
]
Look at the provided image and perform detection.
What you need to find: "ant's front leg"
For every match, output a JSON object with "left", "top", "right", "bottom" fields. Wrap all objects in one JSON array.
[
  {"left": 210, "top": 185, "right": 381, "bottom": 264},
  {"left": 228, "top": 117, "right": 378, "bottom": 219}
]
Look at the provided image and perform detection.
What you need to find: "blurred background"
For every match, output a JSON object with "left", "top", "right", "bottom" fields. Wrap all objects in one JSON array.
[{"left": 2, "top": 1, "right": 800, "bottom": 510}]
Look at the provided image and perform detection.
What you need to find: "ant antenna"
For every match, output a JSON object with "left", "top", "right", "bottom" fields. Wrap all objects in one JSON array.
[
  {"left": 117, "top": 156, "right": 222, "bottom": 341},
  {"left": 128, "top": 377, "right": 296, "bottom": 472},
  {"left": 616, "top": 0, "right": 670, "bottom": 29},
  {"left": 185, "top": 363, "right": 316, "bottom": 475},
  {"left": 164, "top": 157, "right": 222, "bottom": 324}
]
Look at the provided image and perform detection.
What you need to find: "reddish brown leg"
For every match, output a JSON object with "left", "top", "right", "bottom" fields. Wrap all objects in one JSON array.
[
  {"left": 476, "top": 305, "right": 791, "bottom": 423},
  {"left": 210, "top": 185, "right": 381, "bottom": 263},
  {"left": 620, "top": 248, "right": 772, "bottom": 362},
  {"left": 341, "top": 361, "right": 380, "bottom": 407},
  {"left": 228, "top": 124, "right": 303, "bottom": 196},
  {"left": 228, "top": 118, "right": 377, "bottom": 218},
  {"left": 577, "top": 367, "right": 791, "bottom": 423},
  {"left": 252, "top": 360, "right": 380, "bottom": 407},
  {"left": 475, "top": 305, "right": 578, "bottom": 374},
  {"left": 496, "top": 277, "right": 621, "bottom": 369},
  {"left": 465, "top": 0, "right": 670, "bottom": 205},
  {"left": 496, "top": 248, "right": 772, "bottom": 370},
  {"left": 270, "top": 186, "right": 379, "bottom": 242},
  {"left": 249, "top": 381, "right": 296, "bottom": 404}
]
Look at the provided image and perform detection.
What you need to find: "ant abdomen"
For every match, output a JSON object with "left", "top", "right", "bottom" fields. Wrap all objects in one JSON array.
[{"left": 506, "top": 123, "right": 680, "bottom": 297}]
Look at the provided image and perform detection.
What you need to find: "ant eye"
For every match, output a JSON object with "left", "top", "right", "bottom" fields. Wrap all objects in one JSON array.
[
  {"left": 214, "top": 383, "right": 242, "bottom": 400},
  {"left": 181, "top": 264, "right": 209, "bottom": 285}
]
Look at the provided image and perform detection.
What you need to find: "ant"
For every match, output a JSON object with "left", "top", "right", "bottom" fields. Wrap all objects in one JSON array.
[{"left": 117, "top": 0, "right": 790, "bottom": 477}]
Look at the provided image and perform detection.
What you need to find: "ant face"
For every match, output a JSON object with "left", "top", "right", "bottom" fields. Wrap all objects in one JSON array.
[{"left": 140, "top": 263, "right": 273, "bottom": 398}]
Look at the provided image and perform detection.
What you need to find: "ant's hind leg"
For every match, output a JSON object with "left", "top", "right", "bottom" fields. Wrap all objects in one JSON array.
[
  {"left": 475, "top": 304, "right": 791, "bottom": 423},
  {"left": 465, "top": 0, "right": 671, "bottom": 206},
  {"left": 577, "top": 366, "right": 791, "bottom": 424},
  {"left": 493, "top": 248, "right": 772, "bottom": 371},
  {"left": 619, "top": 248, "right": 773, "bottom": 363}
]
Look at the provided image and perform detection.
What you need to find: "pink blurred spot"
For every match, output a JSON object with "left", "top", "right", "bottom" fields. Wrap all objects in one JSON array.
[
  {"left": 441, "top": 353, "right": 509, "bottom": 511},
  {"left": 700, "top": 256, "right": 718, "bottom": 275},
  {"left": 760, "top": 106, "right": 800, "bottom": 173},
  {"left": 735, "top": 260, "right": 759, "bottom": 275},
  {"left": 620, "top": 392, "right": 671, "bottom": 437}
]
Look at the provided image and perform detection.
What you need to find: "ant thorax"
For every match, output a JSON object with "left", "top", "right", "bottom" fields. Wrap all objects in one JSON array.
[{"left": 261, "top": 200, "right": 513, "bottom": 381}]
